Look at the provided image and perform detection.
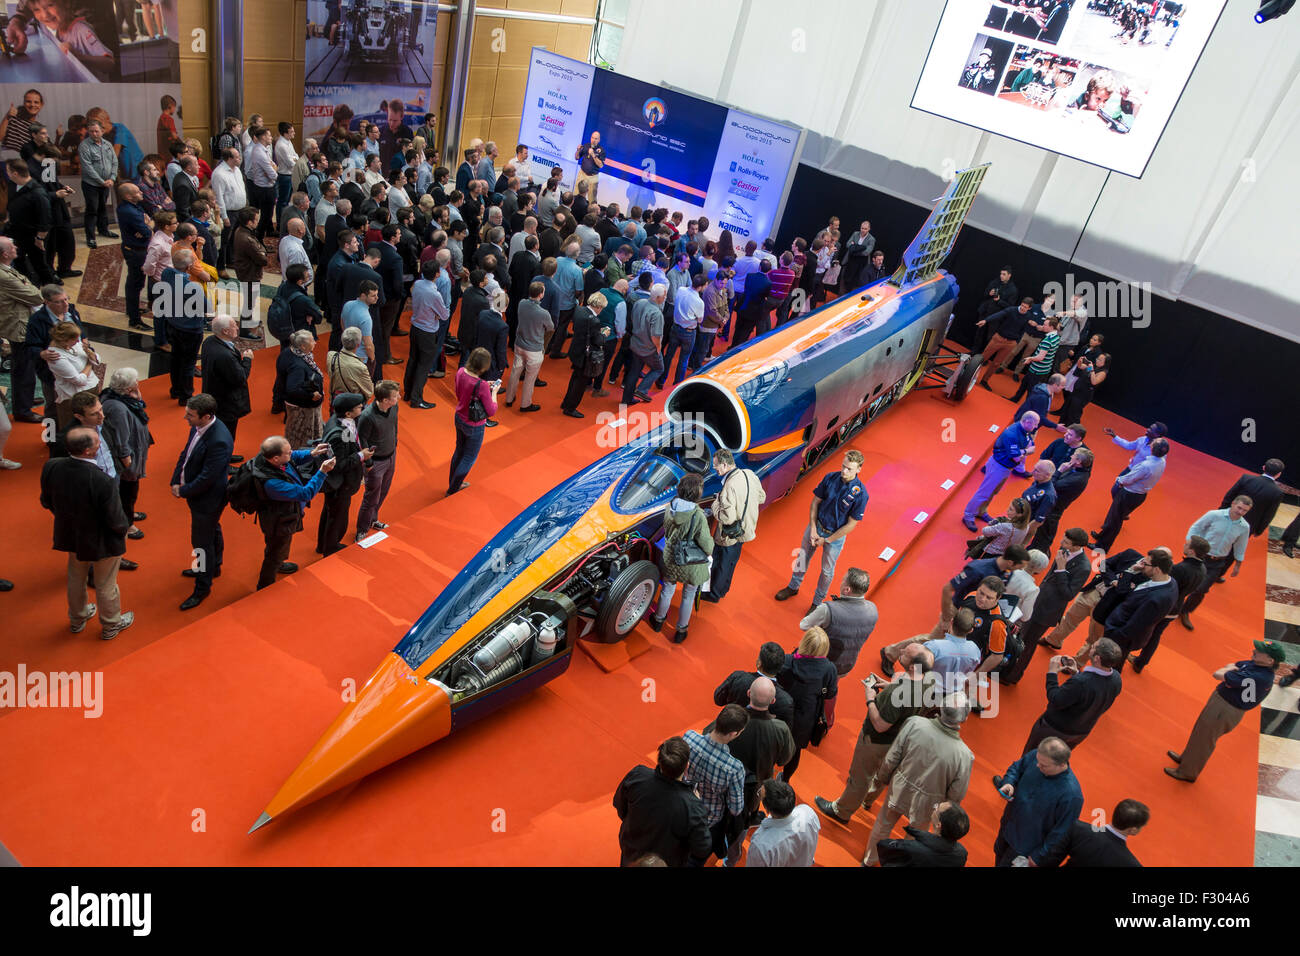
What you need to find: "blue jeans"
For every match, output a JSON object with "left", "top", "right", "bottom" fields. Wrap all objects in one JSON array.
[
  {"left": 655, "top": 580, "right": 699, "bottom": 628},
  {"left": 621, "top": 353, "right": 660, "bottom": 406},
  {"left": 964, "top": 457, "right": 1013, "bottom": 520},
  {"left": 689, "top": 330, "right": 717, "bottom": 371},
  {"left": 448, "top": 417, "right": 484, "bottom": 493},
  {"left": 788, "top": 525, "right": 846, "bottom": 607},
  {"left": 657, "top": 324, "right": 696, "bottom": 387},
  {"left": 710, "top": 541, "right": 743, "bottom": 599},
  {"left": 276, "top": 173, "right": 293, "bottom": 222}
]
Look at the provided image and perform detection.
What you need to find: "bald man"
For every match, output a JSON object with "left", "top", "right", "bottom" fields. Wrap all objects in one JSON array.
[
  {"left": 705, "top": 675, "right": 796, "bottom": 866},
  {"left": 278, "top": 217, "right": 313, "bottom": 285},
  {"left": 200, "top": 315, "right": 254, "bottom": 453}
]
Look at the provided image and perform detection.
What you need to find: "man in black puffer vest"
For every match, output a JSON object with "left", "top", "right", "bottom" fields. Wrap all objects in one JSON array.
[{"left": 249, "top": 435, "right": 335, "bottom": 589}]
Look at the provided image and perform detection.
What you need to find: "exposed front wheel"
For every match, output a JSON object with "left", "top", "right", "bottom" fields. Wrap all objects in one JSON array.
[{"left": 593, "top": 560, "right": 659, "bottom": 643}]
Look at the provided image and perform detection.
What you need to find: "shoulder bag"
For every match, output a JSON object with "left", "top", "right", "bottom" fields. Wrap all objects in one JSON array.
[
  {"left": 671, "top": 509, "right": 710, "bottom": 567},
  {"left": 719, "top": 470, "right": 750, "bottom": 541}
]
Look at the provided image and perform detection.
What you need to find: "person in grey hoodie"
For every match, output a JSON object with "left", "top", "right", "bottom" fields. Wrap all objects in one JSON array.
[{"left": 649, "top": 473, "right": 715, "bottom": 644}]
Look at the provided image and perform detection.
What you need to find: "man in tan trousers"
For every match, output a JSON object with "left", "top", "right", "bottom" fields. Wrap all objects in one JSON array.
[{"left": 862, "top": 694, "right": 974, "bottom": 866}]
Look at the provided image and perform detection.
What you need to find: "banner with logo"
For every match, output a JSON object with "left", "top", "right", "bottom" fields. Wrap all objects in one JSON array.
[
  {"left": 699, "top": 110, "right": 802, "bottom": 244},
  {"left": 517, "top": 47, "right": 802, "bottom": 240},
  {"left": 518, "top": 48, "right": 595, "bottom": 186},
  {"left": 303, "top": 0, "right": 438, "bottom": 168}
]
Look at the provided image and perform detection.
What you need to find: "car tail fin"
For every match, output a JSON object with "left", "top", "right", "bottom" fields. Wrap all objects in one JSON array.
[{"left": 890, "top": 163, "right": 991, "bottom": 290}]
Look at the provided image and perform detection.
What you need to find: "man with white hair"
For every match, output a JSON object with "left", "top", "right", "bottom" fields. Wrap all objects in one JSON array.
[
  {"left": 862, "top": 694, "right": 974, "bottom": 866},
  {"left": 963, "top": 411, "right": 1039, "bottom": 532},
  {"left": 200, "top": 314, "right": 254, "bottom": 454},
  {"left": 992, "top": 736, "right": 1083, "bottom": 866},
  {"left": 622, "top": 282, "right": 667, "bottom": 406},
  {"left": 278, "top": 218, "right": 313, "bottom": 285},
  {"left": 158, "top": 247, "right": 210, "bottom": 404},
  {"left": 248, "top": 434, "right": 335, "bottom": 590}
]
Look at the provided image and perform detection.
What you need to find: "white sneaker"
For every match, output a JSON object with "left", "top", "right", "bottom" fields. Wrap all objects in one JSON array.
[
  {"left": 101, "top": 611, "right": 135, "bottom": 641},
  {"left": 70, "top": 603, "right": 98, "bottom": 633},
  {"left": 0, "top": 458, "right": 20, "bottom": 470}
]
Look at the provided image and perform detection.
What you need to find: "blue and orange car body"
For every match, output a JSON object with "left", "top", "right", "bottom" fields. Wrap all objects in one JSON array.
[{"left": 253, "top": 164, "right": 992, "bottom": 830}]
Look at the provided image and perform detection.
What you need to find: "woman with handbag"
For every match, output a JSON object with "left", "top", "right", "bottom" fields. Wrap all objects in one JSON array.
[
  {"left": 44, "top": 321, "right": 104, "bottom": 429},
  {"left": 449, "top": 347, "right": 500, "bottom": 494},
  {"left": 777, "top": 626, "right": 839, "bottom": 783},
  {"left": 278, "top": 330, "right": 325, "bottom": 448},
  {"left": 560, "top": 294, "right": 604, "bottom": 418},
  {"left": 648, "top": 473, "right": 714, "bottom": 644}
]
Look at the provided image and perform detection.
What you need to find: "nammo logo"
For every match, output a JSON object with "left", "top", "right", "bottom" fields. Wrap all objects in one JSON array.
[
  {"left": 643, "top": 97, "right": 667, "bottom": 128},
  {"left": 719, "top": 221, "right": 751, "bottom": 237}
]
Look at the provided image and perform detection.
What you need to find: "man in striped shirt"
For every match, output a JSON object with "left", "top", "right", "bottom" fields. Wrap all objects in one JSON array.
[
  {"left": 769, "top": 252, "right": 798, "bottom": 324},
  {"left": 1178, "top": 497, "right": 1252, "bottom": 629},
  {"left": 1011, "top": 315, "right": 1062, "bottom": 402},
  {"left": 683, "top": 704, "right": 748, "bottom": 861}
]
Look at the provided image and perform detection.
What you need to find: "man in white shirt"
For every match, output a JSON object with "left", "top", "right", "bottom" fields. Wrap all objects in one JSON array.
[
  {"left": 513, "top": 143, "right": 534, "bottom": 193},
  {"left": 273, "top": 122, "right": 299, "bottom": 227},
  {"left": 657, "top": 272, "right": 706, "bottom": 389},
  {"left": 278, "top": 218, "right": 312, "bottom": 285},
  {"left": 731, "top": 240, "right": 761, "bottom": 296},
  {"left": 1180, "top": 496, "right": 1253, "bottom": 628},
  {"left": 209, "top": 147, "right": 247, "bottom": 272},
  {"left": 745, "top": 780, "right": 820, "bottom": 866}
]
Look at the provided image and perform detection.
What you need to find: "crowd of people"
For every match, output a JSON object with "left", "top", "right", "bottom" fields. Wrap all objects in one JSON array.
[{"left": 1, "top": 107, "right": 1292, "bottom": 866}]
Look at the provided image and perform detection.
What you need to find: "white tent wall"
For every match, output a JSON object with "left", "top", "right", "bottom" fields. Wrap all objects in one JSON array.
[{"left": 615, "top": 0, "right": 1300, "bottom": 342}]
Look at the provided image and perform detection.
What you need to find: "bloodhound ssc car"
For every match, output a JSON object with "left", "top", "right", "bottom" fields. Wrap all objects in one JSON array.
[{"left": 250, "top": 164, "right": 992, "bottom": 831}]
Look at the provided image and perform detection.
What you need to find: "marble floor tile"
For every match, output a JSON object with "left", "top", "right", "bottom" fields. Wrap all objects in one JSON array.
[
  {"left": 1259, "top": 734, "right": 1300, "bottom": 770},
  {"left": 1258, "top": 764, "right": 1300, "bottom": 801},
  {"left": 1265, "top": 602, "right": 1300, "bottom": 627},
  {"left": 1256, "top": 794, "right": 1300, "bottom": 840},
  {"left": 1255, "top": 829, "right": 1300, "bottom": 867}
]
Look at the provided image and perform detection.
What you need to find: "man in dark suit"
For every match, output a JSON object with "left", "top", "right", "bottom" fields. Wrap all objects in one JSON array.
[
  {"left": 1095, "top": 550, "right": 1178, "bottom": 667},
  {"left": 373, "top": 228, "right": 406, "bottom": 367},
  {"left": 200, "top": 316, "right": 253, "bottom": 455},
  {"left": 507, "top": 236, "right": 541, "bottom": 345},
  {"left": 16, "top": 283, "right": 83, "bottom": 421},
  {"left": 1041, "top": 799, "right": 1149, "bottom": 867},
  {"left": 972, "top": 267, "right": 1018, "bottom": 351},
  {"left": 1131, "top": 537, "right": 1209, "bottom": 673},
  {"left": 6, "top": 158, "right": 56, "bottom": 286},
  {"left": 325, "top": 229, "right": 361, "bottom": 349},
  {"left": 40, "top": 427, "right": 134, "bottom": 639},
  {"left": 457, "top": 269, "right": 492, "bottom": 364},
  {"left": 170, "top": 157, "right": 200, "bottom": 220},
  {"left": 1005, "top": 527, "right": 1091, "bottom": 683},
  {"left": 712, "top": 642, "right": 795, "bottom": 728},
  {"left": 1023, "top": 638, "right": 1123, "bottom": 753},
  {"left": 1220, "top": 459, "right": 1285, "bottom": 538},
  {"left": 1029, "top": 448, "right": 1092, "bottom": 551},
  {"left": 473, "top": 295, "right": 510, "bottom": 383},
  {"left": 877, "top": 801, "right": 969, "bottom": 867},
  {"left": 171, "top": 394, "right": 233, "bottom": 611}
]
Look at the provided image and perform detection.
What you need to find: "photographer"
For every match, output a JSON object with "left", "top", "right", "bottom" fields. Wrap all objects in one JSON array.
[{"left": 1022, "top": 639, "right": 1123, "bottom": 755}]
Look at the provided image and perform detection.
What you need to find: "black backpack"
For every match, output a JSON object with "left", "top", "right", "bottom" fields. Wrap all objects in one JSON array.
[
  {"left": 226, "top": 459, "right": 264, "bottom": 516},
  {"left": 266, "top": 286, "right": 301, "bottom": 342}
]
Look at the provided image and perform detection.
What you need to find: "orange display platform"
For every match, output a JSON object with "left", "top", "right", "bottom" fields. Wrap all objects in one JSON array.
[{"left": 0, "top": 351, "right": 1263, "bottom": 866}]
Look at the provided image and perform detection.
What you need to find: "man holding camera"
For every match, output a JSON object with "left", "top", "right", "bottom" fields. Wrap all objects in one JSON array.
[
  {"left": 249, "top": 436, "right": 336, "bottom": 590},
  {"left": 704, "top": 449, "right": 765, "bottom": 603},
  {"left": 1022, "top": 639, "right": 1124, "bottom": 754}
]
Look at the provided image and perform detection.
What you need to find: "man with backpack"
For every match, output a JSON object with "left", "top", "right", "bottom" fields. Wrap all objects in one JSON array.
[
  {"left": 227, "top": 435, "right": 335, "bottom": 590},
  {"left": 268, "top": 264, "right": 323, "bottom": 414}
]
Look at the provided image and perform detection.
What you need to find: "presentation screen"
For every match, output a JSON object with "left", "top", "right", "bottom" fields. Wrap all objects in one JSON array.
[
  {"left": 518, "top": 49, "right": 802, "bottom": 241},
  {"left": 911, "top": 0, "right": 1227, "bottom": 177}
]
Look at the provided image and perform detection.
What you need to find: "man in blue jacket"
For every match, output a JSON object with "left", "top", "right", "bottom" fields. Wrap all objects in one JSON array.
[
  {"left": 992, "top": 737, "right": 1084, "bottom": 866},
  {"left": 171, "top": 394, "right": 233, "bottom": 611},
  {"left": 250, "top": 436, "right": 336, "bottom": 589},
  {"left": 963, "top": 411, "right": 1039, "bottom": 532}
]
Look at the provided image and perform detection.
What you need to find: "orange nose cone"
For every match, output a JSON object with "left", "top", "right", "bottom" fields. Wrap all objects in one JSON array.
[{"left": 253, "top": 653, "right": 453, "bottom": 831}]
